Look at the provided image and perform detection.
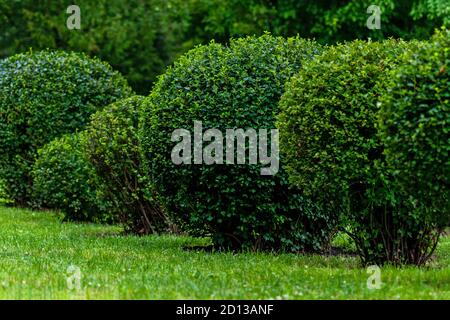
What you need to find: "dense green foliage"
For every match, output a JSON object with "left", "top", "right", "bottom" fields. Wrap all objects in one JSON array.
[
  {"left": 278, "top": 39, "right": 416, "bottom": 197},
  {"left": 1, "top": 1, "right": 447, "bottom": 93},
  {"left": 0, "top": 0, "right": 191, "bottom": 94},
  {"left": 379, "top": 29, "right": 449, "bottom": 224},
  {"left": 140, "top": 34, "right": 334, "bottom": 252},
  {"left": 0, "top": 177, "right": 11, "bottom": 205},
  {"left": 0, "top": 0, "right": 447, "bottom": 270},
  {"left": 31, "top": 133, "right": 108, "bottom": 222},
  {"left": 0, "top": 50, "right": 133, "bottom": 204},
  {"left": 277, "top": 39, "right": 443, "bottom": 265},
  {"left": 83, "top": 96, "right": 171, "bottom": 234},
  {"left": 191, "top": 0, "right": 448, "bottom": 44}
]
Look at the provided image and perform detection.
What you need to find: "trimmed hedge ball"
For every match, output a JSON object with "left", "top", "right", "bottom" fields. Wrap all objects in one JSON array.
[
  {"left": 379, "top": 28, "right": 450, "bottom": 223},
  {"left": 277, "top": 39, "right": 432, "bottom": 265},
  {"left": 0, "top": 50, "right": 133, "bottom": 204},
  {"left": 83, "top": 96, "right": 171, "bottom": 234},
  {"left": 140, "top": 34, "right": 333, "bottom": 252},
  {"left": 31, "top": 133, "right": 110, "bottom": 222}
]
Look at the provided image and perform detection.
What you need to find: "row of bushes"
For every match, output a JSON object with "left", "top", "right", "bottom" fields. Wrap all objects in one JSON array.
[
  {"left": 0, "top": 31, "right": 448, "bottom": 266},
  {"left": 0, "top": 51, "right": 133, "bottom": 204},
  {"left": 31, "top": 97, "right": 172, "bottom": 234},
  {"left": 1, "top": 0, "right": 448, "bottom": 93}
]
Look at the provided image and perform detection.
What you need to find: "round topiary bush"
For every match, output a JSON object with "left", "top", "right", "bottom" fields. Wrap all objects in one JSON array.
[
  {"left": 379, "top": 29, "right": 449, "bottom": 227},
  {"left": 0, "top": 50, "right": 133, "bottom": 204},
  {"left": 83, "top": 96, "right": 171, "bottom": 234},
  {"left": 277, "top": 39, "right": 432, "bottom": 265},
  {"left": 31, "top": 133, "right": 110, "bottom": 222},
  {"left": 140, "top": 34, "right": 332, "bottom": 252}
]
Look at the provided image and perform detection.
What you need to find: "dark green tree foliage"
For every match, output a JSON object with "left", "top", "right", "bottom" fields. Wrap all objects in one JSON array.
[
  {"left": 0, "top": 177, "right": 11, "bottom": 205},
  {"left": 0, "top": 50, "right": 133, "bottom": 204},
  {"left": 83, "top": 96, "right": 171, "bottom": 234},
  {"left": 410, "top": 0, "right": 450, "bottom": 25},
  {"left": 140, "top": 34, "right": 333, "bottom": 252},
  {"left": 31, "top": 133, "right": 109, "bottom": 222},
  {"left": 379, "top": 28, "right": 449, "bottom": 225},
  {"left": 188, "top": 0, "right": 448, "bottom": 44},
  {"left": 1, "top": 1, "right": 447, "bottom": 94},
  {"left": 277, "top": 39, "right": 440, "bottom": 265},
  {"left": 0, "top": 0, "right": 191, "bottom": 94}
]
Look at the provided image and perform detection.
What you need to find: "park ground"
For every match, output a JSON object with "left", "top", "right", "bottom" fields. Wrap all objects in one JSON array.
[{"left": 0, "top": 206, "right": 448, "bottom": 299}]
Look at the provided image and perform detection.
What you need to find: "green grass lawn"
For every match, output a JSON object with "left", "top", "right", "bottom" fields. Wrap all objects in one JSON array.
[{"left": 0, "top": 206, "right": 448, "bottom": 300}]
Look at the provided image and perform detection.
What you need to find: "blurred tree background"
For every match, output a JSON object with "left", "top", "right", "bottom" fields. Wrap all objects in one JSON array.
[{"left": 0, "top": 0, "right": 448, "bottom": 94}]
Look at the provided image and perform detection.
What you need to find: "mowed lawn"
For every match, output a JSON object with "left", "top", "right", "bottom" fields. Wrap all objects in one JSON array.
[{"left": 0, "top": 206, "right": 448, "bottom": 300}]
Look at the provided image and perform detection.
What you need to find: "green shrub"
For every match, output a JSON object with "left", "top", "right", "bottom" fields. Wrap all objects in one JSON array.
[
  {"left": 140, "top": 34, "right": 333, "bottom": 252},
  {"left": 31, "top": 133, "right": 109, "bottom": 222},
  {"left": 83, "top": 96, "right": 172, "bottom": 234},
  {"left": 277, "top": 39, "right": 434, "bottom": 265},
  {"left": 0, "top": 50, "right": 133, "bottom": 204},
  {"left": 379, "top": 29, "right": 449, "bottom": 226}
]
